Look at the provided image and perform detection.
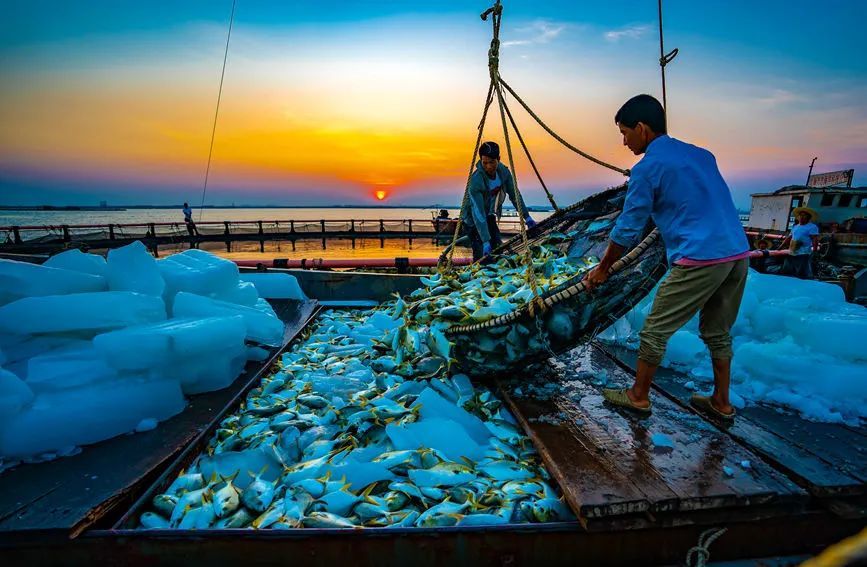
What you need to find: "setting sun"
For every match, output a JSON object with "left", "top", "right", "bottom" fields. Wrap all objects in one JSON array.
[{"left": 375, "top": 190, "right": 387, "bottom": 201}]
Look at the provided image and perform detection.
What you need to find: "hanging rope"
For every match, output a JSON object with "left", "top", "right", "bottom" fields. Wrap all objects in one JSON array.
[
  {"left": 489, "top": 44, "right": 544, "bottom": 313},
  {"left": 482, "top": 1, "right": 544, "bottom": 313},
  {"left": 441, "top": 80, "right": 496, "bottom": 274},
  {"left": 498, "top": 78, "right": 629, "bottom": 176},
  {"left": 198, "top": 0, "right": 237, "bottom": 221},
  {"left": 445, "top": 0, "right": 631, "bottom": 291},
  {"left": 500, "top": 89, "right": 559, "bottom": 212}
]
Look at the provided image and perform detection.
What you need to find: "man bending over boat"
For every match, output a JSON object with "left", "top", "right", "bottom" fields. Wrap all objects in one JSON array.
[
  {"left": 583, "top": 94, "right": 749, "bottom": 420},
  {"left": 460, "top": 141, "right": 536, "bottom": 261}
]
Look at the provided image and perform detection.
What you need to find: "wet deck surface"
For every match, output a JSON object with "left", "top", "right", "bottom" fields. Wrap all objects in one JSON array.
[
  {"left": 500, "top": 344, "right": 816, "bottom": 527},
  {"left": 598, "top": 344, "right": 867, "bottom": 498},
  {"left": 0, "top": 299, "right": 318, "bottom": 539}
]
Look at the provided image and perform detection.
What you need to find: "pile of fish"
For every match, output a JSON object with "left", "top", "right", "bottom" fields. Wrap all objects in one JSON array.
[
  {"left": 138, "top": 233, "right": 604, "bottom": 529},
  {"left": 140, "top": 308, "right": 573, "bottom": 529},
  {"left": 411, "top": 235, "right": 597, "bottom": 327}
]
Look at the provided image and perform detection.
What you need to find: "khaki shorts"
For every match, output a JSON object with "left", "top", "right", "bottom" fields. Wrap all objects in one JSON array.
[{"left": 638, "top": 258, "right": 748, "bottom": 365}]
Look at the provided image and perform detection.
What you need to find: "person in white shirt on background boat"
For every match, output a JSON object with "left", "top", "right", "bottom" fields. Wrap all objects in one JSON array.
[
  {"left": 459, "top": 141, "right": 537, "bottom": 262},
  {"left": 780, "top": 207, "right": 819, "bottom": 279}
]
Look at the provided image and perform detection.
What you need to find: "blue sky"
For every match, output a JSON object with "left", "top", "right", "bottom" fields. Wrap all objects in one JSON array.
[{"left": 1, "top": 1, "right": 865, "bottom": 207}]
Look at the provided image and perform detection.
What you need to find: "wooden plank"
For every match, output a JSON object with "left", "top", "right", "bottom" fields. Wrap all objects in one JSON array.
[
  {"left": 0, "top": 299, "right": 318, "bottom": 537},
  {"left": 598, "top": 344, "right": 866, "bottom": 497},
  {"left": 500, "top": 345, "right": 805, "bottom": 523},
  {"left": 499, "top": 390, "right": 651, "bottom": 522}
]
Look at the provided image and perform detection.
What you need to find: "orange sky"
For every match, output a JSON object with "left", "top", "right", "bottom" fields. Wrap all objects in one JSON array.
[{"left": 1, "top": 4, "right": 865, "bottom": 207}]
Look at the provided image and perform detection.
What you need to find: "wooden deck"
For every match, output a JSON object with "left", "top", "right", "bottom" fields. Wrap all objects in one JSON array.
[
  {"left": 0, "top": 299, "right": 318, "bottom": 542},
  {"left": 499, "top": 343, "right": 865, "bottom": 530},
  {"left": 598, "top": 344, "right": 867, "bottom": 499}
]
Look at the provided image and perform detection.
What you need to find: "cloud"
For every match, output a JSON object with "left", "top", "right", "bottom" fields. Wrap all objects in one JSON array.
[
  {"left": 503, "top": 20, "right": 569, "bottom": 47},
  {"left": 756, "top": 88, "right": 804, "bottom": 106},
  {"left": 603, "top": 24, "right": 653, "bottom": 42}
]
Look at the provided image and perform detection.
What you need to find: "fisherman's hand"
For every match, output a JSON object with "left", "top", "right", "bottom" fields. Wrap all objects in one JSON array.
[
  {"left": 482, "top": 241, "right": 493, "bottom": 256},
  {"left": 525, "top": 216, "right": 537, "bottom": 229},
  {"left": 583, "top": 265, "right": 609, "bottom": 290}
]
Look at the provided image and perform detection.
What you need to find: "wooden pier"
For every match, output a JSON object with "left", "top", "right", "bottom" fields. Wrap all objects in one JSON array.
[{"left": 0, "top": 218, "right": 523, "bottom": 256}]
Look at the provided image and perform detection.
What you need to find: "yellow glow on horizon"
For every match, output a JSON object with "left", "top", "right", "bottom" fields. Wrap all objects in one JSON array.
[{"left": 0, "top": 64, "right": 671, "bottom": 200}]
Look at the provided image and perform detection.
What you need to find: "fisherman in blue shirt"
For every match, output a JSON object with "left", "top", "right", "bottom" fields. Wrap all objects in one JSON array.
[
  {"left": 460, "top": 141, "right": 536, "bottom": 261},
  {"left": 583, "top": 94, "right": 749, "bottom": 420}
]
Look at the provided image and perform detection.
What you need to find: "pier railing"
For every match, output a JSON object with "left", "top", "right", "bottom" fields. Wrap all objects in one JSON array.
[{"left": 0, "top": 218, "right": 524, "bottom": 254}]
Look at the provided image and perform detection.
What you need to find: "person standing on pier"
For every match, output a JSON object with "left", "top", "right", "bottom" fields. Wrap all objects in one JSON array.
[
  {"left": 780, "top": 207, "right": 819, "bottom": 279},
  {"left": 583, "top": 94, "right": 749, "bottom": 420},
  {"left": 460, "top": 141, "right": 536, "bottom": 261},
  {"left": 182, "top": 202, "right": 199, "bottom": 236}
]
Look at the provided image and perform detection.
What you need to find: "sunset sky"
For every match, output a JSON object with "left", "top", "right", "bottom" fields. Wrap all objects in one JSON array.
[{"left": 1, "top": 0, "right": 865, "bottom": 208}]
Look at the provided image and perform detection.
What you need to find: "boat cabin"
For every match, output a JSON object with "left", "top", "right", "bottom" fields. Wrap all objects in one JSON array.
[{"left": 747, "top": 170, "right": 866, "bottom": 232}]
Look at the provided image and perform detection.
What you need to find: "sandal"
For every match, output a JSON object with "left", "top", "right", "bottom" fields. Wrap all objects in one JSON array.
[
  {"left": 690, "top": 394, "right": 736, "bottom": 421},
  {"left": 602, "top": 388, "right": 652, "bottom": 415}
]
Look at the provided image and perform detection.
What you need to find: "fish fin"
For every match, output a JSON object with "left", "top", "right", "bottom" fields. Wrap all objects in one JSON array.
[{"left": 360, "top": 483, "right": 378, "bottom": 504}]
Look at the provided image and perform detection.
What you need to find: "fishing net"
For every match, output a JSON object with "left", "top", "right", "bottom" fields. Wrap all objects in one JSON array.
[{"left": 445, "top": 184, "right": 668, "bottom": 378}]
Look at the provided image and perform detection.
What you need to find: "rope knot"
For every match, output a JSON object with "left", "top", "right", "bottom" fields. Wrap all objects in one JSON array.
[
  {"left": 488, "top": 38, "right": 500, "bottom": 74},
  {"left": 659, "top": 47, "right": 679, "bottom": 67}
]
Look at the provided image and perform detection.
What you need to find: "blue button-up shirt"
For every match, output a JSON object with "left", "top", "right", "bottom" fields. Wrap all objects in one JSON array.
[{"left": 609, "top": 135, "right": 748, "bottom": 264}]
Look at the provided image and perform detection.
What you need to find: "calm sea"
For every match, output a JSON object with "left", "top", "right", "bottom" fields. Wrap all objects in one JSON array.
[{"left": 1, "top": 207, "right": 554, "bottom": 261}]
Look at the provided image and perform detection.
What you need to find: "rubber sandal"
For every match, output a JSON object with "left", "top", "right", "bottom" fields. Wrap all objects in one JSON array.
[
  {"left": 602, "top": 388, "right": 651, "bottom": 415},
  {"left": 690, "top": 394, "right": 736, "bottom": 421}
]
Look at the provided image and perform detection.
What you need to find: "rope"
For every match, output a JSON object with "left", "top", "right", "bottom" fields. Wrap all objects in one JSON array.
[
  {"left": 442, "top": 80, "right": 496, "bottom": 274},
  {"left": 484, "top": 1, "right": 543, "bottom": 314},
  {"left": 685, "top": 527, "right": 727, "bottom": 567},
  {"left": 498, "top": 78, "right": 629, "bottom": 176},
  {"left": 198, "top": 0, "right": 237, "bottom": 222},
  {"left": 500, "top": 88, "right": 559, "bottom": 212},
  {"left": 493, "top": 76, "right": 543, "bottom": 314}
]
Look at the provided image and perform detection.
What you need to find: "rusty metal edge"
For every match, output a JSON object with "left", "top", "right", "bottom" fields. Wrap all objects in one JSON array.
[
  {"left": 110, "top": 300, "right": 322, "bottom": 531},
  {"left": 91, "top": 521, "right": 582, "bottom": 539}
]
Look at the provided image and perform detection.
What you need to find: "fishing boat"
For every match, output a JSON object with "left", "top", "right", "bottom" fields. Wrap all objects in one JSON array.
[
  {"left": 1, "top": 2, "right": 864, "bottom": 564},
  {"left": 1, "top": 257, "right": 864, "bottom": 565},
  {"left": 746, "top": 178, "right": 867, "bottom": 268}
]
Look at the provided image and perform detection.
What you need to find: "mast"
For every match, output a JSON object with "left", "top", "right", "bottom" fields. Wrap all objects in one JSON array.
[{"left": 658, "top": 0, "right": 678, "bottom": 125}]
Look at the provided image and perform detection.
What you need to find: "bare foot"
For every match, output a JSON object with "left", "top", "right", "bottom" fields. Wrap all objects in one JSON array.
[
  {"left": 627, "top": 387, "right": 651, "bottom": 409},
  {"left": 710, "top": 395, "right": 734, "bottom": 416}
]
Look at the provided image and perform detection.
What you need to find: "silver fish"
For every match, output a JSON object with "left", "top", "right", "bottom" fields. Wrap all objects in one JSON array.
[{"left": 301, "top": 512, "right": 357, "bottom": 529}]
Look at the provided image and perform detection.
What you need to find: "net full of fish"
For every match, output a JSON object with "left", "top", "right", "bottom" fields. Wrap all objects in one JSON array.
[
  {"left": 140, "top": 307, "right": 574, "bottom": 529},
  {"left": 398, "top": 232, "right": 600, "bottom": 375}
]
